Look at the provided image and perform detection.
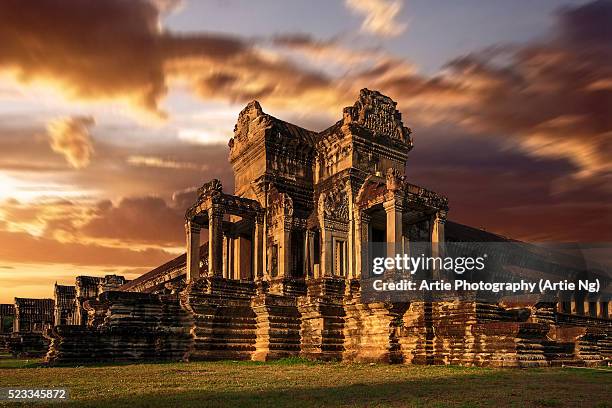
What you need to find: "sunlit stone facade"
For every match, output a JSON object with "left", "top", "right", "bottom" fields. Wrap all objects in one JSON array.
[{"left": 39, "top": 89, "right": 611, "bottom": 366}]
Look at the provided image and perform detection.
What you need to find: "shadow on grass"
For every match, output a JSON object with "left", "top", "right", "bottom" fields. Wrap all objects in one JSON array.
[
  {"left": 57, "top": 368, "right": 611, "bottom": 408},
  {"left": 0, "top": 358, "right": 44, "bottom": 369},
  {"left": 35, "top": 357, "right": 324, "bottom": 369}
]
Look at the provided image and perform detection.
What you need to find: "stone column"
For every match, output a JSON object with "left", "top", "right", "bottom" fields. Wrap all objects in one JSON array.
[
  {"left": 185, "top": 220, "right": 201, "bottom": 283},
  {"left": 208, "top": 207, "right": 223, "bottom": 277},
  {"left": 13, "top": 306, "right": 20, "bottom": 332},
  {"left": 430, "top": 210, "right": 446, "bottom": 257},
  {"left": 222, "top": 235, "right": 228, "bottom": 278},
  {"left": 354, "top": 211, "right": 370, "bottom": 279},
  {"left": 430, "top": 210, "right": 446, "bottom": 279},
  {"left": 384, "top": 199, "right": 404, "bottom": 261},
  {"left": 347, "top": 185, "right": 355, "bottom": 279},
  {"left": 253, "top": 218, "right": 264, "bottom": 280},
  {"left": 279, "top": 228, "right": 291, "bottom": 277},
  {"left": 320, "top": 226, "right": 332, "bottom": 277},
  {"left": 571, "top": 296, "right": 578, "bottom": 315},
  {"left": 304, "top": 230, "right": 312, "bottom": 279},
  {"left": 227, "top": 236, "right": 234, "bottom": 279}
]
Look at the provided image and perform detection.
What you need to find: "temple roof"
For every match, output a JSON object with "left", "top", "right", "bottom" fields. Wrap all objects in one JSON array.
[
  {"left": 230, "top": 100, "right": 317, "bottom": 159},
  {"left": 119, "top": 244, "right": 208, "bottom": 292},
  {"left": 14, "top": 298, "right": 54, "bottom": 308}
]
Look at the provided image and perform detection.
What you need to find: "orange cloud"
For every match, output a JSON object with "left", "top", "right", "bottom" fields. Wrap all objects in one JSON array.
[
  {"left": 47, "top": 116, "right": 95, "bottom": 169},
  {"left": 0, "top": 0, "right": 248, "bottom": 117}
]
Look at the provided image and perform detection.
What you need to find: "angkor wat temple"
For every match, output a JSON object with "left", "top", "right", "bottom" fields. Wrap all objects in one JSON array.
[{"left": 1, "top": 89, "right": 610, "bottom": 366}]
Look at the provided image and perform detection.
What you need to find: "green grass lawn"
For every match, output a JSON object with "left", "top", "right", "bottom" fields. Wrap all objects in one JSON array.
[{"left": 0, "top": 357, "right": 610, "bottom": 408}]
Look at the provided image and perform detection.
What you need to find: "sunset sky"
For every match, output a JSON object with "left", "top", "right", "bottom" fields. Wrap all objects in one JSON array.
[{"left": 0, "top": 0, "right": 611, "bottom": 303}]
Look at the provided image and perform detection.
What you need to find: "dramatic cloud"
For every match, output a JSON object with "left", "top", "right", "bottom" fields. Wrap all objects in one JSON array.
[
  {"left": 80, "top": 196, "right": 185, "bottom": 246},
  {"left": 345, "top": 0, "right": 407, "bottom": 37},
  {"left": 435, "top": 1, "right": 612, "bottom": 180},
  {"left": 1, "top": 1, "right": 611, "bottom": 303},
  {"left": 47, "top": 116, "right": 95, "bottom": 169},
  {"left": 0, "top": 0, "right": 247, "bottom": 117}
]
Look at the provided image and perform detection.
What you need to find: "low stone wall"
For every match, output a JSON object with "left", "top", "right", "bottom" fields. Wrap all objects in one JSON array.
[
  {"left": 8, "top": 333, "right": 50, "bottom": 357},
  {"left": 0, "top": 334, "right": 10, "bottom": 353},
  {"left": 45, "top": 292, "right": 192, "bottom": 364},
  {"left": 42, "top": 277, "right": 611, "bottom": 367}
]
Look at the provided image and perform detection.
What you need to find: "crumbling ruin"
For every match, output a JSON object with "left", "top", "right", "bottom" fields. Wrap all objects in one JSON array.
[{"left": 9, "top": 298, "right": 55, "bottom": 357}]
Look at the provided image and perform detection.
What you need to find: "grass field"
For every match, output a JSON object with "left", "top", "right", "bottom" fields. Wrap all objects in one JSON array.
[{"left": 0, "top": 357, "right": 610, "bottom": 408}]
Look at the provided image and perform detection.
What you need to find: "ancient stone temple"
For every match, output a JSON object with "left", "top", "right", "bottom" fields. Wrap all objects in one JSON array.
[{"left": 44, "top": 89, "right": 611, "bottom": 366}]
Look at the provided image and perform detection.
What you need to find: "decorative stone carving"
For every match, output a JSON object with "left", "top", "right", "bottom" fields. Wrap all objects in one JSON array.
[
  {"left": 319, "top": 187, "right": 349, "bottom": 222},
  {"left": 267, "top": 188, "right": 294, "bottom": 230},
  {"left": 342, "top": 88, "right": 412, "bottom": 145},
  {"left": 233, "top": 100, "right": 265, "bottom": 142},
  {"left": 197, "top": 179, "right": 223, "bottom": 199},
  {"left": 385, "top": 167, "right": 405, "bottom": 191}
]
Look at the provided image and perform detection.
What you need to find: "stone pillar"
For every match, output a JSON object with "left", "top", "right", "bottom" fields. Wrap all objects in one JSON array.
[
  {"left": 208, "top": 207, "right": 223, "bottom": 277},
  {"left": 304, "top": 230, "right": 313, "bottom": 279},
  {"left": 430, "top": 210, "right": 446, "bottom": 257},
  {"left": 584, "top": 300, "right": 591, "bottom": 317},
  {"left": 185, "top": 220, "right": 201, "bottom": 283},
  {"left": 13, "top": 305, "right": 20, "bottom": 332},
  {"left": 352, "top": 209, "right": 370, "bottom": 278},
  {"left": 347, "top": 191, "right": 355, "bottom": 279},
  {"left": 279, "top": 228, "right": 291, "bottom": 278},
  {"left": 253, "top": 218, "right": 264, "bottom": 280},
  {"left": 227, "top": 236, "right": 234, "bottom": 279},
  {"left": 384, "top": 199, "right": 403, "bottom": 261},
  {"left": 354, "top": 211, "right": 371, "bottom": 279},
  {"left": 430, "top": 210, "right": 446, "bottom": 279},
  {"left": 222, "top": 235, "right": 228, "bottom": 278},
  {"left": 320, "top": 226, "right": 332, "bottom": 277}
]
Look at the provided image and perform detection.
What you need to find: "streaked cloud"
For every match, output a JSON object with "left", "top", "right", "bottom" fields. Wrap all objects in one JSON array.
[
  {"left": 0, "top": 0, "right": 610, "bottom": 304},
  {"left": 127, "top": 155, "right": 208, "bottom": 171},
  {"left": 345, "top": 0, "right": 407, "bottom": 38}
]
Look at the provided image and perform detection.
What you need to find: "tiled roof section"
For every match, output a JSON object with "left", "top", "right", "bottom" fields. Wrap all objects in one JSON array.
[
  {"left": 446, "top": 221, "right": 611, "bottom": 280},
  {"left": 119, "top": 244, "right": 208, "bottom": 291},
  {"left": 269, "top": 114, "right": 318, "bottom": 146},
  {"left": 445, "top": 221, "right": 511, "bottom": 242},
  {"left": 14, "top": 298, "right": 55, "bottom": 309}
]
